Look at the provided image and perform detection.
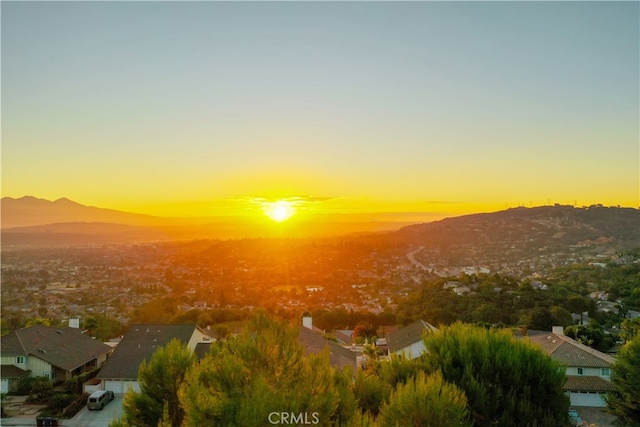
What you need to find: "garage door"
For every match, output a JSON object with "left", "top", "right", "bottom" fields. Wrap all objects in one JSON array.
[
  {"left": 569, "top": 391, "right": 606, "bottom": 407},
  {"left": 104, "top": 380, "right": 123, "bottom": 394},
  {"left": 122, "top": 381, "right": 140, "bottom": 393},
  {"left": 103, "top": 380, "right": 140, "bottom": 394},
  {"left": 1, "top": 379, "right": 9, "bottom": 394}
]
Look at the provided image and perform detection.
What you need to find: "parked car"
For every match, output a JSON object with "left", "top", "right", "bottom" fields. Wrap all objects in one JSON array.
[
  {"left": 87, "top": 390, "right": 114, "bottom": 410},
  {"left": 568, "top": 408, "right": 583, "bottom": 427}
]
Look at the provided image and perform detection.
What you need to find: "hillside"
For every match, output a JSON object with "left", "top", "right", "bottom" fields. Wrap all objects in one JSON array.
[
  {"left": 399, "top": 205, "right": 639, "bottom": 246},
  {"left": 396, "top": 205, "right": 640, "bottom": 273},
  {"left": 2, "top": 198, "right": 638, "bottom": 250}
]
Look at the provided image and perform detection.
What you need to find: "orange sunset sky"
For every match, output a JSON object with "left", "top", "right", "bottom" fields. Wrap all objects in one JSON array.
[{"left": 2, "top": 2, "right": 638, "bottom": 223}]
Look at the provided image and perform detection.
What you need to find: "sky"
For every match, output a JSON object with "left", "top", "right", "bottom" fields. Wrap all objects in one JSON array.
[{"left": 2, "top": 1, "right": 639, "bottom": 221}]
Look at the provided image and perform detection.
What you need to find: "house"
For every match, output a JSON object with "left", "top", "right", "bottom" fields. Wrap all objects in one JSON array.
[
  {"left": 0, "top": 325, "right": 112, "bottom": 392},
  {"left": 0, "top": 365, "right": 30, "bottom": 394},
  {"left": 387, "top": 320, "right": 437, "bottom": 360},
  {"left": 297, "top": 327, "right": 357, "bottom": 374},
  {"left": 589, "top": 291, "right": 608, "bottom": 301},
  {"left": 298, "top": 315, "right": 357, "bottom": 374},
  {"left": 95, "top": 324, "right": 211, "bottom": 394},
  {"left": 526, "top": 326, "right": 616, "bottom": 407},
  {"left": 334, "top": 330, "right": 353, "bottom": 345},
  {"left": 453, "top": 286, "right": 471, "bottom": 296},
  {"left": 571, "top": 312, "right": 590, "bottom": 326}
]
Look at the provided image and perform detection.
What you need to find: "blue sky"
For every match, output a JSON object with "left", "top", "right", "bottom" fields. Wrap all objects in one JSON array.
[{"left": 2, "top": 1, "right": 638, "bottom": 217}]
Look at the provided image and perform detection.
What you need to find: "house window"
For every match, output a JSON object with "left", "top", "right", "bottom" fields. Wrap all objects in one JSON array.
[
  {"left": 16, "top": 356, "right": 25, "bottom": 364},
  {"left": 601, "top": 368, "right": 611, "bottom": 376},
  {"left": 577, "top": 367, "right": 584, "bottom": 375},
  {"left": 43, "top": 372, "right": 56, "bottom": 380}
]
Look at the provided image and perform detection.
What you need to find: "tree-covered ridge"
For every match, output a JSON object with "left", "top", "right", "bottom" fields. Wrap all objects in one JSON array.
[
  {"left": 111, "top": 313, "right": 570, "bottom": 427},
  {"left": 399, "top": 205, "right": 640, "bottom": 250}
]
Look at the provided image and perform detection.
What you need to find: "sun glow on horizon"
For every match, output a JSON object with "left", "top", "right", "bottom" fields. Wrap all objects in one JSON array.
[{"left": 263, "top": 200, "right": 297, "bottom": 222}]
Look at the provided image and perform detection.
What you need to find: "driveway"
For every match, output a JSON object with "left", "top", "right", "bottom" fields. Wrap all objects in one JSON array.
[
  {"left": 573, "top": 406, "right": 618, "bottom": 427},
  {"left": 59, "top": 395, "right": 124, "bottom": 427}
]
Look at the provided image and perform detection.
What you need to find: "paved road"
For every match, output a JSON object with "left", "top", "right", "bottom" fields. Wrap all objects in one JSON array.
[
  {"left": 58, "top": 395, "right": 124, "bottom": 427},
  {"left": 406, "top": 246, "right": 430, "bottom": 283},
  {"left": 406, "top": 246, "right": 427, "bottom": 270},
  {"left": 573, "top": 406, "right": 618, "bottom": 427}
]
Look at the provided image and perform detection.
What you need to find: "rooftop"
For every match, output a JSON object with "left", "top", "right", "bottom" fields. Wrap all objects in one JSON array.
[
  {"left": 564, "top": 375, "right": 616, "bottom": 392},
  {"left": 387, "top": 319, "right": 437, "bottom": 353},
  {"left": 96, "top": 324, "right": 200, "bottom": 380},
  {"left": 0, "top": 324, "right": 112, "bottom": 372},
  {"left": 526, "top": 333, "right": 615, "bottom": 368},
  {"left": 298, "top": 327, "right": 357, "bottom": 373}
]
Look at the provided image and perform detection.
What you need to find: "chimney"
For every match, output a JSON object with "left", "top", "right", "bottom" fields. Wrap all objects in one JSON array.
[
  {"left": 552, "top": 326, "right": 564, "bottom": 336},
  {"left": 302, "top": 312, "right": 312, "bottom": 330}
]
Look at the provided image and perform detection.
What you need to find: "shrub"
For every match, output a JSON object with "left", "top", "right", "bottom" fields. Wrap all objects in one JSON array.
[
  {"left": 378, "top": 371, "right": 470, "bottom": 427},
  {"left": 14, "top": 376, "right": 37, "bottom": 396},
  {"left": 47, "top": 393, "right": 76, "bottom": 412},
  {"left": 61, "top": 393, "right": 89, "bottom": 418},
  {"left": 26, "top": 377, "right": 53, "bottom": 404}
]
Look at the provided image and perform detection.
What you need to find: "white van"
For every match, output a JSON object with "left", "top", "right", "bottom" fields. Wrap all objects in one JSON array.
[{"left": 87, "top": 390, "right": 114, "bottom": 410}]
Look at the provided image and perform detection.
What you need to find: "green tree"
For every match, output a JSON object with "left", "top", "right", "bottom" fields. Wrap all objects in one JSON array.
[
  {"left": 354, "top": 369, "right": 392, "bottom": 417},
  {"left": 423, "top": 322, "right": 569, "bottom": 426},
  {"left": 565, "top": 295, "right": 589, "bottom": 323},
  {"left": 377, "top": 371, "right": 470, "bottom": 427},
  {"left": 565, "top": 323, "right": 608, "bottom": 351},
  {"left": 528, "top": 307, "right": 554, "bottom": 331},
  {"left": 606, "top": 334, "right": 640, "bottom": 425},
  {"left": 115, "top": 338, "right": 194, "bottom": 427},
  {"left": 619, "top": 318, "right": 640, "bottom": 343},
  {"left": 471, "top": 303, "right": 501, "bottom": 324},
  {"left": 213, "top": 324, "right": 230, "bottom": 340},
  {"left": 86, "top": 313, "right": 124, "bottom": 341},
  {"left": 83, "top": 316, "right": 99, "bottom": 337},
  {"left": 549, "top": 306, "right": 573, "bottom": 328},
  {"left": 157, "top": 402, "right": 172, "bottom": 427},
  {"left": 179, "top": 311, "right": 355, "bottom": 426}
]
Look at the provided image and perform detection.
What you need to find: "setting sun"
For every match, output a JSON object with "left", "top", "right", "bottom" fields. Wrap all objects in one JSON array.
[{"left": 263, "top": 200, "right": 296, "bottom": 222}]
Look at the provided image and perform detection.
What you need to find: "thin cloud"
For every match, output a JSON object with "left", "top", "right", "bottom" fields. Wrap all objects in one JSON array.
[{"left": 423, "top": 200, "right": 463, "bottom": 204}]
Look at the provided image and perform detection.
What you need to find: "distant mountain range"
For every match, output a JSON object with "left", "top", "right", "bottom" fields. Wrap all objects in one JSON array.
[
  {"left": 2, "top": 196, "right": 638, "bottom": 248},
  {"left": 0, "top": 196, "right": 424, "bottom": 244},
  {"left": 1, "top": 196, "right": 162, "bottom": 228}
]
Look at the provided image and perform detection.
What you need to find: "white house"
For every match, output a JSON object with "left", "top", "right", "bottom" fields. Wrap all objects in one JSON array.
[
  {"left": 387, "top": 320, "right": 437, "bottom": 360},
  {"left": 527, "top": 326, "right": 616, "bottom": 407},
  {"left": 0, "top": 325, "right": 112, "bottom": 393}
]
